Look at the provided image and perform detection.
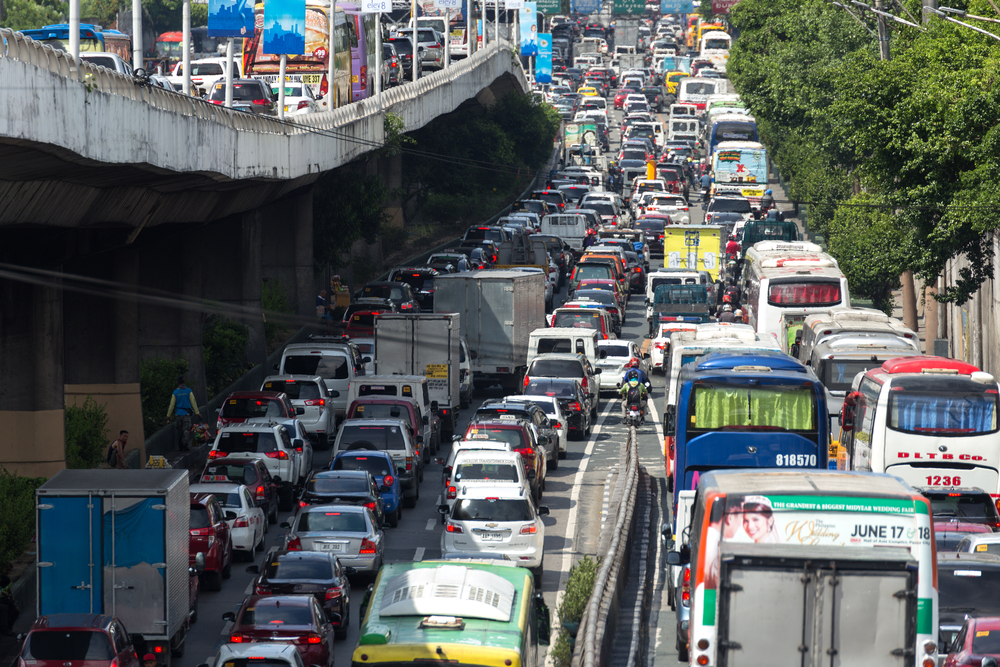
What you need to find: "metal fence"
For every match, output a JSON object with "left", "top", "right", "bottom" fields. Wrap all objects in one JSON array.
[{"left": 572, "top": 425, "right": 640, "bottom": 667}]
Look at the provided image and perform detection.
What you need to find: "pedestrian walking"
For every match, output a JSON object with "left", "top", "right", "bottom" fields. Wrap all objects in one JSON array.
[
  {"left": 105, "top": 430, "right": 129, "bottom": 469},
  {"left": 166, "top": 376, "right": 201, "bottom": 451}
]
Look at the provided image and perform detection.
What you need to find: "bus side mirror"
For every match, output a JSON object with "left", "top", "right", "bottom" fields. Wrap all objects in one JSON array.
[
  {"left": 534, "top": 593, "right": 551, "bottom": 645},
  {"left": 666, "top": 545, "right": 690, "bottom": 565},
  {"left": 664, "top": 404, "right": 676, "bottom": 437},
  {"left": 840, "top": 406, "right": 855, "bottom": 431},
  {"left": 790, "top": 343, "right": 801, "bottom": 358}
]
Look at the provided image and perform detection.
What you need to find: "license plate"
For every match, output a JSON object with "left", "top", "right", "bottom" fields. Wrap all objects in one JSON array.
[
  {"left": 479, "top": 532, "right": 504, "bottom": 541},
  {"left": 319, "top": 543, "right": 344, "bottom": 552}
]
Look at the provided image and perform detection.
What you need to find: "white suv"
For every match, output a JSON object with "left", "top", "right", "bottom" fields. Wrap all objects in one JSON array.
[
  {"left": 261, "top": 375, "right": 337, "bottom": 449},
  {"left": 439, "top": 485, "right": 549, "bottom": 585},
  {"left": 209, "top": 424, "right": 303, "bottom": 511}
]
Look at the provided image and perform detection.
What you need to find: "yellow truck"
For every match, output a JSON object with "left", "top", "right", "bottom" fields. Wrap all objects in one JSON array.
[{"left": 662, "top": 225, "right": 724, "bottom": 282}]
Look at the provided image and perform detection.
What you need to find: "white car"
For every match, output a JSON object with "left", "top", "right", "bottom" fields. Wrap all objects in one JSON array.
[
  {"left": 502, "top": 395, "right": 568, "bottom": 461},
  {"left": 350, "top": 337, "right": 377, "bottom": 375},
  {"left": 439, "top": 485, "right": 549, "bottom": 584},
  {"left": 166, "top": 57, "right": 241, "bottom": 96},
  {"left": 282, "top": 417, "right": 314, "bottom": 482},
  {"left": 649, "top": 322, "right": 700, "bottom": 372},
  {"left": 190, "top": 482, "right": 265, "bottom": 560},
  {"left": 595, "top": 339, "right": 648, "bottom": 392},
  {"left": 439, "top": 439, "right": 513, "bottom": 491},
  {"left": 210, "top": 424, "right": 303, "bottom": 511},
  {"left": 270, "top": 81, "right": 321, "bottom": 115},
  {"left": 261, "top": 375, "right": 336, "bottom": 449},
  {"left": 202, "top": 643, "right": 306, "bottom": 667}
]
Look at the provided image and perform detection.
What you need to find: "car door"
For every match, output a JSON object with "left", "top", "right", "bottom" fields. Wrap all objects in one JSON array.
[{"left": 209, "top": 497, "right": 232, "bottom": 552}]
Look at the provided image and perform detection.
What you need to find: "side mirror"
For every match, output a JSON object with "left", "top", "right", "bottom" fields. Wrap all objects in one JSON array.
[
  {"left": 416, "top": 435, "right": 424, "bottom": 444},
  {"left": 534, "top": 593, "right": 551, "bottom": 644},
  {"left": 225, "top": 510, "right": 238, "bottom": 521},
  {"left": 981, "top": 658, "right": 998, "bottom": 667},
  {"left": 326, "top": 612, "right": 342, "bottom": 625},
  {"left": 359, "top": 583, "right": 375, "bottom": 624},
  {"left": 664, "top": 404, "right": 676, "bottom": 437},
  {"left": 527, "top": 469, "right": 537, "bottom": 480},
  {"left": 296, "top": 407, "right": 306, "bottom": 415},
  {"left": 131, "top": 633, "right": 145, "bottom": 645},
  {"left": 246, "top": 564, "right": 260, "bottom": 574},
  {"left": 293, "top": 438, "right": 304, "bottom": 449},
  {"left": 538, "top": 506, "right": 550, "bottom": 515},
  {"left": 280, "top": 521, "right": 291, "bottom": 528},
  {"left": 328, "top": 389, "right": 340, "bottom": 397},
  {"left": 222, "top": 611, "right": 236, "bottom": 622},
  {"left": 195, "top": 552, "right": 206, "bottom": 572},
  {"left": 431, "top": 401, "right": 440, "bottom": 413},
  {"left": 665, "top": 548, "right": 689, "bottom": 566},
  {"left": 273, "top": 363, "right": 279, "bottom": 371},
  {"left": 215, "top": 408, "right": 221, "bottom": 415},
  {"left": 594, "top": 368, "right": 602, "bottom": 374},
  {"left": 452, "top": 435, "right": 462, "bottom": 442},
  {"left": 438, "top": 504, "right": 449, "bottom": 514},
  {"left": 434, "top": 457, "right": 445, "bottom": 465},
  {"left": 362, "top": 356, "right": 372, "bottom": 363},
  {"left": 345, "top": 567, "right": 358, "bottom": 576},
  {"left": 470, "top": 349, "right": 479, "bottom": 359},
  {"left": 661, "top": 521, "right": 672, "bottom": 541}
]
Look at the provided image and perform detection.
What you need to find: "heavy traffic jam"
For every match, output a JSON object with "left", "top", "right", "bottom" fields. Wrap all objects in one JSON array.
[{"left": 11, "top": 9, "right": 1000, "bottom": 667}]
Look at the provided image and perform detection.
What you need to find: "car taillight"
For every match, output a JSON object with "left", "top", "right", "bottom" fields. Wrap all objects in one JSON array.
[
  {"left": 515, "top": 447, "right": 535, "bottom": 463},
  {"left": 520, "top": 523, "right": 538, "bottom": 534},
  {"left": 304, "top": 398, "right": 325, "bottom": 407},
  {"left": 234, "top": 515, "right": 249, "bottom": 528},
  {"left": 320, "top": 74, "right": 328, "bottom": 96},
  {"left": 301, "top": 634, "right": 323, "bottom": 645},
  {"left": 230, "top": 633, "right": 246, "bottom": 643},
  {"left": 360, "top": 538, "right": 377, "bottom": 554},
  {"left": 569, "top": 402, "right": 582, "bottom": 412},
  {"left": 446, "top": 522, "right": 463, "bottom": 533},
  {"left": 287, "top": 537, "right": 301, "bottom": 550},
  {"left": 251, "top": 99, "right": 270, "bottom": 105},
  {"left": 189, "top": 526, "right": 215, "bottom": 537},
  {"left": 523, "top": 374, "right": 531, "bottom": 388},
  {"left": 581, "top": 377, "right": 589, "bottom": 390},
  {"left": 360, "top": 65, "right": 367, "bottom": 83},
  {"left": 405, "top": 456, "right": 413, "bottom": 471},
  {"left": 299, "top": 500, "right": 309, "bottom": 509},
  {"left": 296, "top": 100, "right": 310, "bottom": 110},
  {"left": 383, "top": 475, "right": 394, "bottom": 487},
  {"left": 265, "top": 451, "right": 289, "bottom": 459},
  {"left": 256, "top": 485, "right": 266, "bottom": 501},
  {"left": 364, "top": 501, "right": 376, "bottom": 511},
  {"left": 447, "top": 485, "right": 457, "bottom": 499},
  {"left": 654, "top": 342, "right": 666, "bottom": 350},
  {"left": 325, "top": 588, "right": 342, "bottom": 601},
  {"left": 208, "top": 450, "right": 226, "bottom": 458},
  {"left": 682, "top": 566, "right": 691, "bottom": 604}
]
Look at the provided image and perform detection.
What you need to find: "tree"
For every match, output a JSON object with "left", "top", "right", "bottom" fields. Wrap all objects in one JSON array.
[
  {"left": 313, "top": 169, "right": 390, "bottom": 272},
  {"left": 1, "top": 0, "right": 66, "bottom": 29}
]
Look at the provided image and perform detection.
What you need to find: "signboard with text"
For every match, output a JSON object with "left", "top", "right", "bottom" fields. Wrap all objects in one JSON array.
[
  {"left": 660, "top": 0, "right": 693, "bottom": 12},
  {"left": 711, "top": 0, "right": 740, "bottom": 13},
  {"left": 572, "top": 0, "right": 601, "bottom": 11},
  {"left": 613, "top": 0, "right": 645, "bottom": 15}
]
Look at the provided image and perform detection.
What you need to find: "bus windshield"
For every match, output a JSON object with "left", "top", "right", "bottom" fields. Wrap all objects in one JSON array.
[
  {"left": 821, "top": 359, "right": 879, "bottom": 392},
  {"left": 689, "top": 382, "right": 816, "bottom": 433},
  {"left": 888, "top": 377, "right": 999, "bottom": 435},
  {"left": 714, "top": 122, "right": 756, "bottom": 142},
  {"left": 704, "top": 38, "right": 729, "bottom": 50}
]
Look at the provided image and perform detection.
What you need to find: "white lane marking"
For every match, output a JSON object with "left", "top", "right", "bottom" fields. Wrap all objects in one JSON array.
[
  {"left": 425, "top": 518, "right": 437, "bottom": 531},
  {"left": 414, "top": 547, "right": 425, "bottom": 561},
  {"left": 546, "top": 399, "right": 616, "bottom": 667}
]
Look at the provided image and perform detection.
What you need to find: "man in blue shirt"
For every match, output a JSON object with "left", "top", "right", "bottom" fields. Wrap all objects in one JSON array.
[{"left": 167, "top": 376, "right": 201, "bottom": 451}]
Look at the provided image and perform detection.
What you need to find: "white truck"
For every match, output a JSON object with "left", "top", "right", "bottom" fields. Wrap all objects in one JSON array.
[
  {"left": 433, "top": 270, "right": 546, "bottom": 392},
  {"left": 373, "top": 313, "right": 462, "bottom": 435}
]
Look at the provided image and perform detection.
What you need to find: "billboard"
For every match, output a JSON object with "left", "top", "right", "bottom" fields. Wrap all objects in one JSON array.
[
  {"left": 263, "top": 0, "right": 307, "bottom": 54},
  {"left": 208, "top": 0, "right": 254, "bottom": 37},
  {"left": 536, "top": 32, "right": 552, "bottom": 83},
  {"left": 711, "top": 0, "right": 741, "bottom": 13},
  {"left": 535, "top": 0, "right": 561, "bottom": 12},
  {"left": 519, "top": 2, "right": 537, "bottom": 57},
  {"left": 613, "top": 0, "right": 645, "bottom": 14}
]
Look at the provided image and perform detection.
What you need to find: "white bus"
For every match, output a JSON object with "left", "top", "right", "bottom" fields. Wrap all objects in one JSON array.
[
  {"left": 742, "top": 241, "right": 851, "bottom": 346},
  {"left": 677, "top": 77, "right": 726, "bottom": 111},
  {"left": 839, "top": 356, "right": 1000, "bottom": 496}
]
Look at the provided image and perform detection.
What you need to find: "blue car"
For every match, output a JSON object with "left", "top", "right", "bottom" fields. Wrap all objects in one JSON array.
[{"left": 330, "top": 450, "right": 403, "bottom": 527}]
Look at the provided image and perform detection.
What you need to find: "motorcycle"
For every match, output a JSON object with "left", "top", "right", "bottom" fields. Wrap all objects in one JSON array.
[{"left": 624, "top": 403, "right": 644, "bottom": 427}]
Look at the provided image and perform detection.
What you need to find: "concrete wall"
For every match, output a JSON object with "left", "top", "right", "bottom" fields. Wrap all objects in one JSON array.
[{"left": 64, "top": 384, "right": 145, "bottom": 465}]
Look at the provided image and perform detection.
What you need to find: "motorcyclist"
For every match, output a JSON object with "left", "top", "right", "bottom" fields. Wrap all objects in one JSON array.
[
  {"left": 760, "top": 189, "right": 775, "bottom": 211},
  {"left": 733, "top": 308, "right": 745, "bottom": 324},
  {"left": 626, "top": 358, "right": 651, "bottom": 392},
  {"left": 718, "top": 304, "right": 735, "bottom": 323},
  {"left": 699, "top": 172, "right": 712, "bottom": 200},
  {"left": 618, "top": 369, "right": 648, "bottom": 423},
  {"left": 725, "top": 234, "right": 740, "bottom": 260}
]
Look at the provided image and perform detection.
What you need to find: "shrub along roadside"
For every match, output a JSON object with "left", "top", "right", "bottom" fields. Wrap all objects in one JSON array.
[
  {"left": 64, "top": 396, "right": 110, "bottom": 469},
  {"left": 140, "top": 358, "right": 190, "bottom": 438},
  {"left": 550, "top": 555, "right": 600, "bottom": 667},
  {"left": 0, "top": 467, "right": 47, "bottom": 573}
]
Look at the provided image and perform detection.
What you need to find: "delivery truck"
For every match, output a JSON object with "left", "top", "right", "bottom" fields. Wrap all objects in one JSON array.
[
  {"left": 433, "top": 270, "right": 546, "bottom": 392},
  {"left": 35, "top": 469, "right": 194, "bottom": 664},
  {"left": 374, "top": 312, "right": 462, "bottom": 434},
  {"left": 663, "top": 225, "right": 725, "bottom": 283}
]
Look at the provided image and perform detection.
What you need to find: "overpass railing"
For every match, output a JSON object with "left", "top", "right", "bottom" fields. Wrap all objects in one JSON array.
[{"left": 1, "top": 28, "right": 527, "bottom": 135}]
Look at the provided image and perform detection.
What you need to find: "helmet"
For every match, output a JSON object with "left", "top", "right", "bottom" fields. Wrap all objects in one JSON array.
[
  {"left": 765, "top": 189, "right": 772, "bottom": 195},
  {"left": 625, "top": 369, "right": 640, "bottom": 382},
  {"left": 734, "top": 309, "right": 743, "bottom": 316},
  {"left": 628, "top": 358, "right": 641, "bottom": 369},
  {"left": 723, "top": 304, "right": 732, "bottom": 312},
  {"left": 722, "top": 294, "right": 731, "bottom": 303}
]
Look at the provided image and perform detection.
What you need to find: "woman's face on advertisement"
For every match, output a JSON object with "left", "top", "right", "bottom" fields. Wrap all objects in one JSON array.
[{"left": 743, "top": 512, "right": 770, "bottom": 541}]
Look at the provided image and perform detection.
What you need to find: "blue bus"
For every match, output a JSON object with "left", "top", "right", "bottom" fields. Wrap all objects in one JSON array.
[
  {"left": 665, "top": 350, "right": 830, "bottom": 511},
  {"left": 19, "top": 24, "right": 132, "bottom": 63},
  {"left": 708, "top": 113, "right": 758, "bottom": 155}
]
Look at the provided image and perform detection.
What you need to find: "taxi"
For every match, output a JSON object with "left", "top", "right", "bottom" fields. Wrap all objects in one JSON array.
[{"left": 578, "top": 85, "right": 599, "bottom": 97}]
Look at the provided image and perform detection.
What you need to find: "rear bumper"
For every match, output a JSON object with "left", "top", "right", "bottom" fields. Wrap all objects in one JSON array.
[{"left": 339, "top": 553, "right": 380, "bottom": 574}]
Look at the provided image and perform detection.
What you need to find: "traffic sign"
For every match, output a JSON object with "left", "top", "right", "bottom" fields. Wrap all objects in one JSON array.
[{"left": 613, "top": 0, "right": 644, "bottom": 15}]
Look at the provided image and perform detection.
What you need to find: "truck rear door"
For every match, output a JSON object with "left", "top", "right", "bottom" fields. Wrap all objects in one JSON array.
[
  {"left": 38, "top": 496, "right": 103, "bottom": 614},
  {"left": 718, "top": 544, "right": 916, "bottom": 667}
]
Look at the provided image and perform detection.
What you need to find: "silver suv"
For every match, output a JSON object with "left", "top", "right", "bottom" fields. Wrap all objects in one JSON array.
[
  {"left": 393, "top": 28, "right": 444, "bottom": 70},
  {"left": 210, "top": 424, "right": 304, "bottom": 511},
  {"left": 261, "top": 375, "right": 338, "bottom": 449}
]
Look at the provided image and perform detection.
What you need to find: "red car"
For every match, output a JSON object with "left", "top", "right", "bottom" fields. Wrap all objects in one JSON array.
[
  {"left": 216, "top": 390, "right": 301, "bottom": 430},
  {"left": 199, "top": 457, "right": 280, "bottom": 524},
  {"left": 944, "top": 616, "right": 1000, "bottom": 666},
  {"left": 17, "top": 614, "right": 142, "bottom": 667},
  {"left": 189, "top": 492, "right": 234, "bottom": 591},
  {"left": 223, "top": 595, "right": 336, "bottom": 667}
]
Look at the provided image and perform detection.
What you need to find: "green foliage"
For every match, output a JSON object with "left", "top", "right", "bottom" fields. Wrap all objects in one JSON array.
[
  {"left": 550, "top": 555, "right": 600, "bottom": 667},
  {"left": 64, "top": 396, "right": 111, "bottom": 469},
  {"left": 140, "top": 357, "right": 189, "bottom": 438},
  {"left": 379, "top": 112, "right": 416, "bottom": 158},
  {"left": 313, "top": 170, "right": 390, "bottom": 273},
  {"left": 1, "top": 0, "right": 66, "bottom": 28},
  {"left": 406, "top": 92, "right": 559, "bottom": 225},
  {"left": 203, "top": 315, "right": 252, "bottom": 398},
  {"left": 728, "top": 0, "right": 1000, "bottom": 306},
  {"left": 0, "top": 467, "right": 47, "bottom": 573},
  {"left": 262, "top": 278, "right": 294, "bottom": 348}
]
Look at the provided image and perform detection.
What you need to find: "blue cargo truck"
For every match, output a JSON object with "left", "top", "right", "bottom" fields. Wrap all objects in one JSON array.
[{"left": 35, "top": 470, "right": 193, "bottom": 664}]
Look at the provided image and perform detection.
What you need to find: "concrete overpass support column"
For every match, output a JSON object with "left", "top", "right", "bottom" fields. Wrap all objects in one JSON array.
[
  {"left": 261, "top": 190, "right": 315, "bottom": 318},
  {"left": 240, "top": 209, "right": 266, "bottom": 369},
  {"left": 0, "top": 278, "right": 66, "bottom": 477}
]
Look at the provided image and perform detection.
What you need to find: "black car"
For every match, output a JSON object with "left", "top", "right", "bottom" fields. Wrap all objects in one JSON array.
[
  {"left": 475, "top": 399, "right": 561, "bottom": 468},
  {"left": 936, "top": 553, "right": 1000, "bottom": 654},
  {"left": 641, "top": 86, "right": 665, "bottom": 112},
  {"left": 530, "top": 189, "right": 568, "bottom": 213},
  {"left": 462, "top": 224, "right": 511, "bottom": 246},
  {"left": 385, "top": 37, "right": 423, "bottom": 79},
  {"left": 383, "top": 42, "right": 402, "bottom": 86},
  {"left": 920, "top": 487, "right": 1000, "bottom": 529},
  {"left": 635, "top": 219, "right": 666, "bottom": 257},
  {"left": 207, "top": 78, "right": 275, "bottom": 115},
  {"left": 523, "top": 377, "right": 591, "bottom": 441},
  {"left": 199, "top": 457, "right": 279, "bottom": 523},
  {"left": 388, "top": 266, "right": 439, "bottom": 312},
  {"left": 247, "top": 548, "right": 353, "bottom": 638},
  {"left": 299, "top": 470, "right": 385, "bottom": 527},
  {"left": 360, "top": 281, "right": 420, "bottom": 312}
]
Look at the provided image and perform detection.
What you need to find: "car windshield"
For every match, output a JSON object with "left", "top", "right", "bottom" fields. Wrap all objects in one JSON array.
[
  {"left": 927, "top": 492, "right": 998, "bottom": 524},
  {"left": 221, "top": 397, "right": 285, "bottom": 419},
  {"left": 190, "top": 507, "right": 212, "bottom": 529},
  {"left": 207, "top": 492, "right": 242, "bottom": 509},
  {"left": 601, "top": 345, "right": 631, "bottom": 357},
  {"left": 388, "top": 39, "right": 413, "bottom": 55},
  {"left": 524, "top": 379, "right": 577, "bottom": 398},
  {"left": 709, "top": 198, "right": 752, "bottom": 213},
  {"left": 333, "top": 455, "right": 392, "bottom": 479},
  {"left": 586, "top": 202, "right": 616, "bottom": 216},
  {"left": 298, "top": 510, "right": 367, "bottom": 532},
  {"left": 465, "top": 426, "right": 527, "bottom": 448},
  {"left": 454, "top": 462, "right": 520, "bottom": 482},
  {"left": 338, "top": 424, "right": 406, "bottom": 450},
  {"left": 307, "top": 476, "right": 369, "bottom": 494},
  {"left": 688, "top": 382, "right": 817, "bottom": 434},
  {"left": 635, "top": 221, "right": 665, "bottom": 233},
  {"left": 351, "top": 403, "right": 411, "bottom": 421},
  {"left": 21, "top": 631, "right": 115, "bottom": 660},
  {"left": 553, "top": 311, "right": 601, "bottom": 329},
  {"left": 465, "top": 227, "right": 504, "bottom": 243},
  {"left": 821, "top": 359, "right": 880, "bottom": 393},
  {"left": 261, "top": 380, "right": 322, "bottom": 400},
  {"left": 203, "top": 463, "right": 258, "bottom": 485},
  {"left": 574, "top": 265, "right": 613, "bottom": 281},
  {"left": 529, "top": 359, "right": 585, "bottom": 377},
  {"left": 241, "top": 603, "right": 314, "bottom": 626},
  {"left": 938, "top": 566, "right": 1000, "bottom": 614},
  {"left": 973, "top": 627, "right": 1000, "bottom": 653},
  {"left": 217, "top": 431, "right": 279, "bottom": 454},
  {"left": 210, "top": 82, "right": 266, "bottom": 101},
  {"left": 265, "top": 557, "right": 333, "bottom": 580},
  {"left": 453, "top": 498, "right": 533, "bottom": 522},
  {"left": 283, "top": 354, "right": 349, "bottom": 379}
]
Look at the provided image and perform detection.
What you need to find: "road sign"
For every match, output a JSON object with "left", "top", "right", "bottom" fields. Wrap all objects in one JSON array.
[
  {"left": 613, "top": 0, "right": 645, "bottom": 14},
  {"left": 572, "top": 0, "right": 601, "bottom": 12},
  {"left": 660, "top": 0, "right": 693, "bottom": 12}
]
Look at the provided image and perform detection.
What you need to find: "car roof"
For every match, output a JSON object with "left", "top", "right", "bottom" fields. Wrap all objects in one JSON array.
[
  {"left": 938, "top": 553, "right": 1000, "bottom": 564},
  {"left": 335, "top": 449, "right": 394, "bottom": 459},
  {"left": 341, "top": 418, "right": 410, "bottom": 427},
  {"left": 457, "top": 484, "right": 531, "bottom": 500},
  {"left": 531, "top": 352, "right": 588, "bottom": 362},
  {"left": 190, "top": 482, "right": 244, "bottom": 494},
  {"left": 263, "top": 374, "right": 324, "bottom": 384},
  {"left": 299, "top": 503, "right": 365, "bottom": 514},
  {"left": 227, "top": 390, "right": 284, "bottom": 399},
  {"left": 313, "top": 469, "right": 371, "bottom": 478},
  {"left": 32, "top": 614, "right": 114, "bottom": 630},
  {"left": 244, "top": 594, "right": 313, "bottom": 608},
  {"left": 218, "top": 424, "right": 283, "bottom": 434}
]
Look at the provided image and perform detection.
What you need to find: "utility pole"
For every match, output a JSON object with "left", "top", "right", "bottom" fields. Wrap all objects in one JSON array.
[
  {"left": 874, "top": 0, "right": 891, "bottom": 59},
  {"left": 923, "top": 0, "right": 938, "bottom": 24}
]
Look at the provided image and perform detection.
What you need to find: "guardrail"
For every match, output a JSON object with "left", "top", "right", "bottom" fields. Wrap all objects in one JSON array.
[{"left": 572, "top": 424, "right": 640, "bottom": 667}]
